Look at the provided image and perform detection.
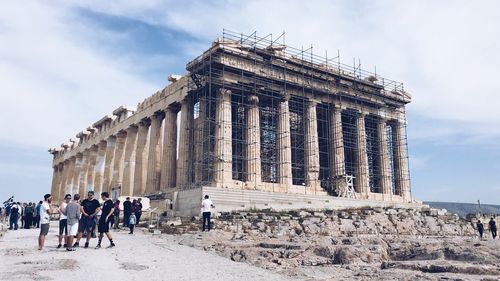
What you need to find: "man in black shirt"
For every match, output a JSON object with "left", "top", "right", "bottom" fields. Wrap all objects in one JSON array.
[
  {"left": 96, "top": 192, "right": 115, "bottom": 248},
  {"left": 135, "top": 198, "right": 143, "bottom": 226},
  {"left": 123, "top": 197, "right": 132, "bottom": 227},
  {"left": 74, "top": 191, "right": 101, "bottom": 248},
  {"left": 489, "top": 218, "right": 497, "bottom": 239}
]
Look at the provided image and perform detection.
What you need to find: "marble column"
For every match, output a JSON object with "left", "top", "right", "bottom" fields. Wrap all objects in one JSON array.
[
  {"left": 58, "top": 160, "right": 69, "bottom": 203},
  {"left": 85, "top": 145, "right": 98, "bottom": 193},
  {"left": 194, "top": 97, "right": 206, "bottom": 183},
  {"left": 122, "top": 125, "right": 138, "bottom": 196},
  {"left": 245, "top": 94, "right": 261, "bottom": 188},
  {"left": 393, "top": 120, "right": 411, "bottom": 201},
  {"left": 213, "top": 89, "right": 232, "bottom": 185},
  {"left": 146, "top": 113, "right": 164, "bottom": 194},
  {"left": 177, "top": 98, "right": 194, "bottom": 187},
  {"left": 305, "top": 100, "right": 320, "bottom": 193},
  {"left": 277, "top": 94, "right": 293, "bottom": 191},
  {"left": 50, "top": 166, "right": 60, "bottom": 202},
  {"left": 377, "top": 117, "right": 392, "bottom": 196},
  {"left": 93, "top": 141, "right": 107, "bottom": 195},
  {"left": 63, "top": 157, "right": 76, "bottom": 198},
  {"left": 56, "top": 163, "right": 64, "bottom": 202},
  {"left": 78, "top": 150, "right": 89, "bottom": 196},
  {"left": 111, "top": 131, "right": 127, "bottom": 190},
  {"left": 330, "top": 105, "right": 345, "bottom": 177},
  {"left": 102, "top": 136, "right": 116, "bottom": 193},
  {"left": 72, "top": 154, "right": 83, "bottom": 195},
  {"left": 355, "top": 112, "right": 370, "bottom": 198},
  {"left": 160, "top": 107, "right": 177, "bottom": 189},
  {"left": 133, "top": 120, "right": 150, "bottom": 196}
]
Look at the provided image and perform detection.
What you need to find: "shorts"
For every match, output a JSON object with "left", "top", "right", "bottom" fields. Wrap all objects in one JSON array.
[
  {"left": 79, "top": 216, "right": 95, "bottom": 232},
  {"left": 68, "top": 223, "right": 79, "bottom": 236},
  {"left": 40, "top": 223, "right": 50, "bottom": 236},
  {"left": 59, "top": 219, "right": 68, "bottom": 235},
  {"left": 98, "top": 218, "right": 109, "bottom": 233}
]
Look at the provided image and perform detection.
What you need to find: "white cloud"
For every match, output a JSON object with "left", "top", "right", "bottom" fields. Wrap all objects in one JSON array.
[
  {"left": 0, "top": 1, "right": 157, "bottom": 149},
  {"left": 68, "top": 0, "right": 500, "bottom": 143}
]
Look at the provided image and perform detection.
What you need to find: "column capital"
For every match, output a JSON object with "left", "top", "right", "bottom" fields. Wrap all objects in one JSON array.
[
  {"left": 125, "top": 125, "right": 138, "bottom": 134},
  {"left": 378, "top": 115, "right": 388, "bottom": 124},
  {"left": 116, "top": 130, "right": 127, "bottom": 138},
  {"left": 248, "top": 94, "right": 259, "bottom": 105},
  {"left": 279, "top": 92, "right": 290, "bottom": 102},
  {"left": 219, "top": 88, "right": 232, "bottom": 97},
  {"left": 332, "top": 103, "right": 342, "bottom": 110},
  {"left": 151, "top": 111, "right": 165, "bottom": 120},
  {"left": 308, "top": 99, "right": 321, "bottom": 107},
  {"left": 356, "top": 109, "right": 369, "bottom": 117}
]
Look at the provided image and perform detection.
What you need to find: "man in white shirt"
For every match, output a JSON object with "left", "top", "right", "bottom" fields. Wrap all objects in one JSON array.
[
  {"left": 200, "top": 195, "right": 215, "bottom": 232},
  {"left": 38, "top": 194, "right": 52, "bottom": 250},
  {"left": 57, "top": 194, "right": 70, "bottom": 249}
]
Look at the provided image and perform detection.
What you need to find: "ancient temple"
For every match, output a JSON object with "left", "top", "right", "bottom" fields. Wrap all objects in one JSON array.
[{"left": 49, "top": 31, "right": 415, "bottom": 215}]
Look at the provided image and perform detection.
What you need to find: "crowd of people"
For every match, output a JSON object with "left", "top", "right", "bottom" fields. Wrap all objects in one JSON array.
[
  {"left": 476, "top": 218, "right": 498, "bottom": 239},
  {"left": 0, "top": 192, "right": 145, "bottom": 251},
  {"left": 0, "top": 201, "right": 44, "bottom": 230}
]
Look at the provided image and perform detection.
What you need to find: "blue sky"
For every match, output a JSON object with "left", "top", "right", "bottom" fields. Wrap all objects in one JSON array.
[{"left": 1, "top": 1, "right": 499, "bottom": 204}]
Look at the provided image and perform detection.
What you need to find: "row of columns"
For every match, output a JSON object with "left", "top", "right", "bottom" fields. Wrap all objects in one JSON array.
[
  {"left": 210, "top": 90, "right": 410, "bottom": 200},
  {"left": 50, "top": 100, "right": 192, "bottom": 203},
  {"left": 50, "top": 89, "right": 411, "bottom": 203}
]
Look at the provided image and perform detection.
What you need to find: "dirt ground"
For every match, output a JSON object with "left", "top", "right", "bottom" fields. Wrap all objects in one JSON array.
[{"left": 0, "top": 222, "right": 295, "bottom": 281}]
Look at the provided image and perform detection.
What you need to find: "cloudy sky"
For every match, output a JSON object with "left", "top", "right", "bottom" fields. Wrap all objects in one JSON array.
[{"left": 1, "top": 0, "right": 499, "bottom": 204}]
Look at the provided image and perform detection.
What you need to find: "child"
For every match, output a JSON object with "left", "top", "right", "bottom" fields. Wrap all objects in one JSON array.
[{"left": 128, "top": 213, "right": 136, "bottom": 234}]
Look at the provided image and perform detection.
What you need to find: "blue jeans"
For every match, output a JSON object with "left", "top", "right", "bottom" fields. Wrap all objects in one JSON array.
[
  {"left": 202, "top": 212, "right": 211, "bottom": 231},
  {"left": 9, "top": 214, "right": 18, "bottom": 230}
]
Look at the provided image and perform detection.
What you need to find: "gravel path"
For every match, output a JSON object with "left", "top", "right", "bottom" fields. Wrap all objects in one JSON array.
[{"left": 0, "top": 222, "right": 296, "bottom": 281}]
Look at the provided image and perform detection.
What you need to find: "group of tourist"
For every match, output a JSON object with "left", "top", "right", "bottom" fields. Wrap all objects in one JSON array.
[
  {"left": 37, "top": 191, "right": 117, "bottom": 251},
  {"left": 476, "top": 218, "right": 497, "bottom": 239},
  {"left": 1, "top": 201, "right": 44, "bottom": 230},
  {"left": 15, "top": 192, "right": 146, "bottom": 252}
]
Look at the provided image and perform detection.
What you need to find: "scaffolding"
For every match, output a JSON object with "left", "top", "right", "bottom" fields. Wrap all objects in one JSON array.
[{"left": 183, "top": 29, "right": 411, "bottom": 198}]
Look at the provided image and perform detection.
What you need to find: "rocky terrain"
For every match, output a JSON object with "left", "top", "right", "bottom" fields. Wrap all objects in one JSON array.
[{"left": 159, "top": 207, "right": 500, "bottom": 280}]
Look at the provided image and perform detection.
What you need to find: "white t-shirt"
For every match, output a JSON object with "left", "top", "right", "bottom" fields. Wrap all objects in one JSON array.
[
  {"left": 201, "top": 199, "right": 213, "bottom": 213},
  {"left": 59, "top": 202, "right": 67, "bottom": 220},
  {"left": 40, "top": 202, "right": 51, "bottom": 224}
]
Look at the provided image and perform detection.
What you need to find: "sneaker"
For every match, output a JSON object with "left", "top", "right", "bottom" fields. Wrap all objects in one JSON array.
[
  {"left": 107, "top": 243, "right": 116, "bottom": 248},
  {"left": 66, "top": 248, "right": 75, "bottom": 252},
  {"left": 95, "top": 244, "right": 101, "bottom": 249},
  {"left": 84, "top": 242, "right": 89, "bottom": 248},
  {"left": 57, "top": 244, "right": 62, "bottom": 249},
  {"left": 73, "top": 242, "right": 79, "bottom": 248}
]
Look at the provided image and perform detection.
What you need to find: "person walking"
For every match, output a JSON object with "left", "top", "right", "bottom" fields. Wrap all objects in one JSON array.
[
  {"left": 38, "top": 194, "right": 52, "bottom": 250},
  {"left": 96, "top": 192, "right": 116, "bottom": 249},
  {"left": 128, "top": 213, "right": 136, "bottom": 234},
  {"left": 74, "top": 191, "right": 101, "bottom": 248},
  {"left": 24, "top": 203, "right": 34, "bottom": 229},
  {"left": 489, "top": 218, "right": 497, "bottom": 239},
  {"left": 200, "top": 195, "right": 215, "bottom": 232},
  {"left": 63, "top": 194, "right": 81, "bottom": 251},
  {"left": 113, "top": 200, "right": 120, "bottom": 229},
  {"left": 57, "top": 195, "right": 70, "bottom": 248},
  {"left": 135, "top": 198, "right": 143, "bottom": 226},
  {"left": 35, "top": 201, "right": 42, "bottom": 228},
  {"left": 20, "top": 203, "right": 26, "bottom": 228},
  {"left": 123, "top": 197, "right": 132, "bottom": 227},
  {"left": 9, "top": 202, "right": 20, "bottom": 230},
  {"left": 476, "top": 220, "right": 484, "bottom": 239}
]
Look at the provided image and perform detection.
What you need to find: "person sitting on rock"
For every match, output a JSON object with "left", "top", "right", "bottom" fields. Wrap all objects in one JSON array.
[
  {"left": 476, "top": 220, "right": 484, "bottom": 239},
  {"left": 489, "top": 218, "right": 497, "bottom": 239}
]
